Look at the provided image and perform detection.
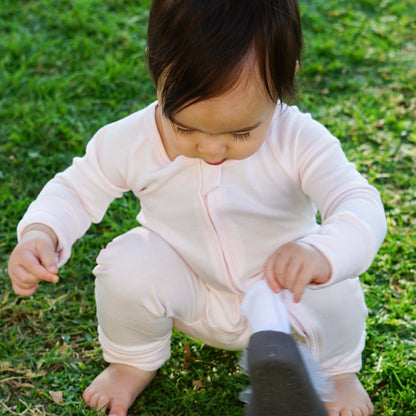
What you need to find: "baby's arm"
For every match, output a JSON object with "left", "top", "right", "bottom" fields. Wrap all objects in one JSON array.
[
  {"left": 8, "top": 224, "right": 59, "bottom": 296},
  {"left": 265, "top": 109, "right": 386, "bottom": 301},
  {"left": 264, "top": 242, "right": 330, "bottom": 303}
]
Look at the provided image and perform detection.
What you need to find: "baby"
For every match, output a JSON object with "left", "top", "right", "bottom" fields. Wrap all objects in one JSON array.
[{"left": 8, "top": 0, "right": 386, "bottom": 415}]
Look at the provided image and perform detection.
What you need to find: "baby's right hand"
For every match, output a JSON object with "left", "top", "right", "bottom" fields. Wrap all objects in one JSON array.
[{"left": 8, "top": 225, "right": 59, "bottom": 296}]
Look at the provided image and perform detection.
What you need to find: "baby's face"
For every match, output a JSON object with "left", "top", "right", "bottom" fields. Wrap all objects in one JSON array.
[{"left": 155, "top": 66, "right": 276, "bottom": 165}]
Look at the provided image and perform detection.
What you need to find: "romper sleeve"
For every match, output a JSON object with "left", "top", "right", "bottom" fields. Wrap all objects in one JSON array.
[
  {"left": 17, "top": 123, "right": 132, "bottom": 267},
  {"left": 273, "top": 107, "right": 387, "bottom": 286}
]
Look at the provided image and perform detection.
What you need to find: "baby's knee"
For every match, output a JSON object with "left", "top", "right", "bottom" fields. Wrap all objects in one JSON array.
[
  {"left": 93, "top": 230, "right": 146, "bottom": 288},
  {"left": 293, "top": 279, "right": 368, "bottom": 373},
  {"left": 93, "top": 227, "right": 189, "bottom": 302}
]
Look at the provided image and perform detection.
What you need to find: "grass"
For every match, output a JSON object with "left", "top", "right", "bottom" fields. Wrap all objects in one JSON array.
[{"left": 0, "top": 0, "right": 415, "bottom": 414}]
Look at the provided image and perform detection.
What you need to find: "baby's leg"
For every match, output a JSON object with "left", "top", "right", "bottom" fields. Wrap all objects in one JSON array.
[
  {"left": 83, "top": 227, "right": 209, "bottom": 415},
  {"left": 287, "top": 278, "right": 374, "bottom": 416}
]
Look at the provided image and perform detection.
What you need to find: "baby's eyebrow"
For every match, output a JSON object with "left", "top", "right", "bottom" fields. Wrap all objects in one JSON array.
[{"left": 171, "top": 118, "right": 262, "bottom": 134}]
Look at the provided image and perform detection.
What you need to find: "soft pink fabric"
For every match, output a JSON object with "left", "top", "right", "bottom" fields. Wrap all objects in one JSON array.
[
  {"left": 93, "top": 226, "right": 367, "bottom": 374},
  {"left": 18, "top": 102, "right": 386, "bottom": 292}
]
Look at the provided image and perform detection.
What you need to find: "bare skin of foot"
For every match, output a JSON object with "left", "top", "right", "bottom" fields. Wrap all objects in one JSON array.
[
  {"left": 82, "top": 363, "right": 156, "bottom": 415},
  {"left": 82, "top": 366, "right": 373, "bottom": 415},
  {"left": 324, "top": 373, "right": 375, "bottom": 416}
]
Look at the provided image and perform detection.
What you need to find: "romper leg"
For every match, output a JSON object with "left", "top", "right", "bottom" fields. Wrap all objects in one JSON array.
[
  {"left": 286, "top": 277, "right": 368, "bottom": 375},
  {"left": 93, "top": 227, "right": 208, "bottom": 371}
]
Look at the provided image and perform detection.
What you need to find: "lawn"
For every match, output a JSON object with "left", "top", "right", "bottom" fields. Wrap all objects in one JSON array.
[{"left": 0, "top": 0, "right": 415, "bottom": 414}]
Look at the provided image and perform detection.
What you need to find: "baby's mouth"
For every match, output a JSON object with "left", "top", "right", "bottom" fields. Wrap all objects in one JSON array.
[{"left": 205, "top": 159, "right": 227, "bottom": 166}]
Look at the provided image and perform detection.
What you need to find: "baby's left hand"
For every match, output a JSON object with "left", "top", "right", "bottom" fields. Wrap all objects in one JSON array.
[{"left": 264, "top": 242, "right": 331, "bottom": 303}]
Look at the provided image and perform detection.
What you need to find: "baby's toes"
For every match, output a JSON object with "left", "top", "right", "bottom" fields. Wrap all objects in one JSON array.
[
  {"left": 107, "top": 397, "right": 130, "bottom": 416},
  {"left": 95, "top": 394, "right": 111, "bottom": 413},
  {"left": 340, "top": 408, "right": 362, "bottom": 416},
  {"left": 365, "top": 400, "right": 375, "bottom": 415},
  {"left": 83, "top": 388, "right": 108, "bottom": 413}
]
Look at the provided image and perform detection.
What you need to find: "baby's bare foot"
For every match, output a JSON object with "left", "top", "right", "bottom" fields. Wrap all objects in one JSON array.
[
  {"left": 324, "top": 373, "right": 374, "bottom": 416},
  {"left": 82, "top": 363, "right": 156, "bottom": 415}
]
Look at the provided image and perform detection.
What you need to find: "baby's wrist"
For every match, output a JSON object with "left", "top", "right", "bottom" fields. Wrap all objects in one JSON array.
[{"left": 21, "top": 224, "right": 58, "bottom": 249}]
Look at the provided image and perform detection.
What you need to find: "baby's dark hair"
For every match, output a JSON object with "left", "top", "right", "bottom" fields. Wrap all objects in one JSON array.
[{"left": 147, "top": 0, "right": 303, "bottom": 120}]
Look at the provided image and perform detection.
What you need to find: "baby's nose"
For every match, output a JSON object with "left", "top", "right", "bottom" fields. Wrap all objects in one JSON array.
[{"left": 197, "top": 138, "right": 227, "bottom": 155}]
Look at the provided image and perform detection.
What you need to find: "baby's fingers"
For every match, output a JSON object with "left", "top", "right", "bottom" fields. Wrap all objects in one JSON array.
[
  {"left": 37, "top": 248, "right": 59, "bottom": 277},
  {"left": 291, "top": 267, "right": 310, "bottom": 303},
  {"left": 11, "top": 248, "right": 59, "bottom": 284},
  {"left": 264, "top": 253, "right": 285, "bottom": 293},
  {"left": 10, "top": 261, "right": 59, "bottom": 297},
  {"left": 24, "top": 251, "right": 59, "bottom": 284},
  {"left": 8, "top": 262, "right": 42, "bottom": 295},
  {"left": 13, "top": 285, "right": 39, "bottom": 297}
]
